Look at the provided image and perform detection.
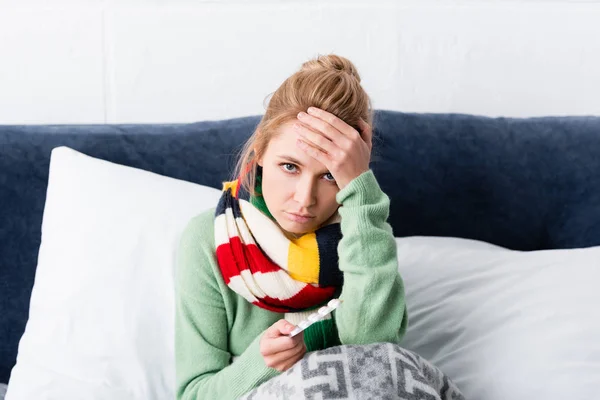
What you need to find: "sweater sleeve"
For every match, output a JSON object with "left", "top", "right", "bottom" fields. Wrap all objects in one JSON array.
[
  {"left": 332, "top": 170, "right": 408, "bottom": 345},
  {"left": 175, "top": 213, "right": 280, "bottom": 400}
]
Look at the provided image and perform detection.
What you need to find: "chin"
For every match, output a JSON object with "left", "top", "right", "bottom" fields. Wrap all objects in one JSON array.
[
  {"left": 279, "top": 222, "right": 312, "bottom": 236},
  {"left": 275, "top": 214, "right": 318, "bottom": 236}
]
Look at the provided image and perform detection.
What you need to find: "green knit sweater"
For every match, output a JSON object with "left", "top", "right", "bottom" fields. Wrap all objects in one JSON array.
[{"left": 175, "top": 170, "right": 408, "bottom": 399}]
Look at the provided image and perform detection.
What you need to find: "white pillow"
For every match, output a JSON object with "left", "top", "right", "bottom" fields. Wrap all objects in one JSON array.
[
  {"left": 397, "top": 236, "right": 600, "bottom": 400},
  {"left": 6, "top": 147, "right": 222, "bottom": 400}
]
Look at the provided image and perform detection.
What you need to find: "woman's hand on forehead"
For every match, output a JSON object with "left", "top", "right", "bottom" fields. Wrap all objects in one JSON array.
[{"left": 292, "top": 107, "right": 372, "bottom": 190}]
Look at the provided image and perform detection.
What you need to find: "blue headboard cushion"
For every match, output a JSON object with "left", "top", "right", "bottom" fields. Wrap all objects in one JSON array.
[{"left": 1, "top": 110, "right": 599, "bottom": 383}]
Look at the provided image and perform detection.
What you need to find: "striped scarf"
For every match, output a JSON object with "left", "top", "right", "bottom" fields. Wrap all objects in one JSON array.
[{"left": 214, "top": 171, "right": 343, "bottom": 350}]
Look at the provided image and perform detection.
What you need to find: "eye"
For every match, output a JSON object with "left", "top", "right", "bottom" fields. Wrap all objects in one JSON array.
[
  {"left": 323, "top": 172, "right": 336, "bottom": 182},
  {"left": 280, "top": 163, "right": 298, "bottom": 173}
]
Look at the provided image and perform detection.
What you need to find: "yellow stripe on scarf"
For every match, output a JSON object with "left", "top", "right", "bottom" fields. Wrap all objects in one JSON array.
[
  {"left": 223, "top": 180, "right": 239, "bottom": 197},
  {"left": 287, "top": 233, "right": 320, "bottom": 284}
]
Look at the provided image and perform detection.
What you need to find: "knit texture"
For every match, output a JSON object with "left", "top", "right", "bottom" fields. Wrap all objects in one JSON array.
[
  {"left": 175, "top": 170, "right": 408, "bottom": 400},
  {"left": 213, "top": 174, "right": 343, "bottom": 350}
]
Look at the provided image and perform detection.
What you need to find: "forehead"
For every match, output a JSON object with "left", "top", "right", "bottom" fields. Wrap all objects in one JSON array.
[{"left": 265, "top": 121, "right": 328, "bottom": 172}]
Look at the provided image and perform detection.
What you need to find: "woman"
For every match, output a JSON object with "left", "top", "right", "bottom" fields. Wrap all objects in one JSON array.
[{"left": 175, "top": 54, "right": 408, "bottom": 399}]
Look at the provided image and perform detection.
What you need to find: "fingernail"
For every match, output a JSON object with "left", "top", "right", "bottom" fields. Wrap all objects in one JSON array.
[
  {"left": 307, "top": 107, "right": 316, "bottom": 113},
  {"left": 297, "top": 112, "right": 307, "bottom": 118}
]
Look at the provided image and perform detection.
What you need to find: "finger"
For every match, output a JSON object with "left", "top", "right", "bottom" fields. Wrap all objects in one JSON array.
[
  {"left": 306, "top": 107, "right": 358, "bottom": 140},
  {"left": 281, "top": 344, "right": 307, "bottom": 370},
  {"left": 261, "top": 320, "right": 298, "bottom": 356},
  {"left": 296, "top": 139, "right": 331, "bottom": 165},
  {"left": 293, "top": 121, "right": 337, "bottom": 155},
  {"left": 288, "top": 330, "right": 305, "bottom": 346},
  {"left": 262, "top": 336, "right": 298, "bottom": 356},
  {"left": 266, "top": 320, "right": 295, "bottom": 338},
  {"left": 267, "top": 340, "right": 306, "bottom": 366},
  {"left": 358, "top": 118, "right": 373, "bottom": 149},
  {"left": 297, "top": 111, "right": 349, "bottom": 145},
  {"left": 262, "top": 332, "right": 304, "bottom": 358}
]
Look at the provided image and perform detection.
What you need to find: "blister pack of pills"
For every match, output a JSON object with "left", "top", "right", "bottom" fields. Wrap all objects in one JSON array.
[{"left": 288, "top": 298, "right": 343, "bottom": 338}]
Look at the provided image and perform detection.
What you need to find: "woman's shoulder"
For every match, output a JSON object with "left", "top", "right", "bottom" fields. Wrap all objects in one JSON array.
[
  {"left": 177, "top": 207, "right": 218, "bottom": 286},
  {"left": 178, "top": 207, "right": 217, "bottom": 257},
  {"left": 181, "top": 207, "right": 216, "bottom": 239}
]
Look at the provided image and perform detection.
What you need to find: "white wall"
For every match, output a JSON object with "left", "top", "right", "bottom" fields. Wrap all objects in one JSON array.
[{"left": 1, "top": 1, "right": 599, "bottom": 124}]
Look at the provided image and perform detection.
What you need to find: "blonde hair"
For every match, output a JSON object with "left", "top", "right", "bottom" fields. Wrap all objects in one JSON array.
[{"left": 234, "top": 54, "right": 374, "bottom": 194}]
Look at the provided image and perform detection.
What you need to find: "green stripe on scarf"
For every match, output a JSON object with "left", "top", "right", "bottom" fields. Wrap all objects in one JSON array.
[
  {"left": 238, "top": 169, "right": 342, "bottom": 352},
  {"left": 249, "top": 173, "right": 274, "bottom": 219}
]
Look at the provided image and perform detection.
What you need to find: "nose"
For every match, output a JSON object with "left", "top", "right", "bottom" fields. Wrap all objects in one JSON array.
[{"left": 293, "top": 177, "right": 316, "bottom": 208}]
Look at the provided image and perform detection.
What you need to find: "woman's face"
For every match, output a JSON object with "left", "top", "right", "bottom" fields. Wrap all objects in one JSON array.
[{"left": 257, "top": 121, "right": 340, "bottom": 236}]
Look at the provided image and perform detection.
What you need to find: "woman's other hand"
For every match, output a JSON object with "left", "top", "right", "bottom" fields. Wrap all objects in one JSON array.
[
  {"left": 294, "top": 107, "right": 372, "bottom": 190},
  {"left": 259, "top": 319, "right": 307, "bottom": 372}
]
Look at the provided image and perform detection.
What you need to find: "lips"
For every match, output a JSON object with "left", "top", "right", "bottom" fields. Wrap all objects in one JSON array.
[
  {"left": 289, "top": 212, "right": 314, "bottom": 218},
  {"left": 285, "top": 211, "right": 315, "bottom": 223}
]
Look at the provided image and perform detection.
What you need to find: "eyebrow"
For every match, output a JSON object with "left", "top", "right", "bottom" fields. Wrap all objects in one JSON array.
[
  {"left": 277, "top": 155, "right": 304, "bottom": 166},
  {"left": 276, "top": 155, "right": 331, "bottom": 175}
]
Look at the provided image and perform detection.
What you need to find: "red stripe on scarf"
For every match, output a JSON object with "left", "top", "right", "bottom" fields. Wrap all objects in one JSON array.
[
  {"left": 216, "top": 237, "right": 337, "bottom": 311},
  {"left": 251, "top": 284, "right": 337, "bottom": 313},
  {"left": 261, "top": 285, "right": 337, "bottom": 310},
  {"left": 216, "top": 236, "right": 283, "bottom": 284}
]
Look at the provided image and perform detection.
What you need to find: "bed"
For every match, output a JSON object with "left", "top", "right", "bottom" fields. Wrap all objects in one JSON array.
[{"left": 1, "top": 110, "right": 599, "bottom": 399}]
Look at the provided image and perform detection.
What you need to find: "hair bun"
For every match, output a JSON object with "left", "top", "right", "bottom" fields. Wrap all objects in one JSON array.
[{"left": 300, "top": 54, "right": 361, "bottom": 83}]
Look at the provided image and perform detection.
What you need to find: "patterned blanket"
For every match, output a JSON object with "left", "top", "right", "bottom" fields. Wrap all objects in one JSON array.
[{"left": 240, "top": 343, "right": 464, "bottom": 400}]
